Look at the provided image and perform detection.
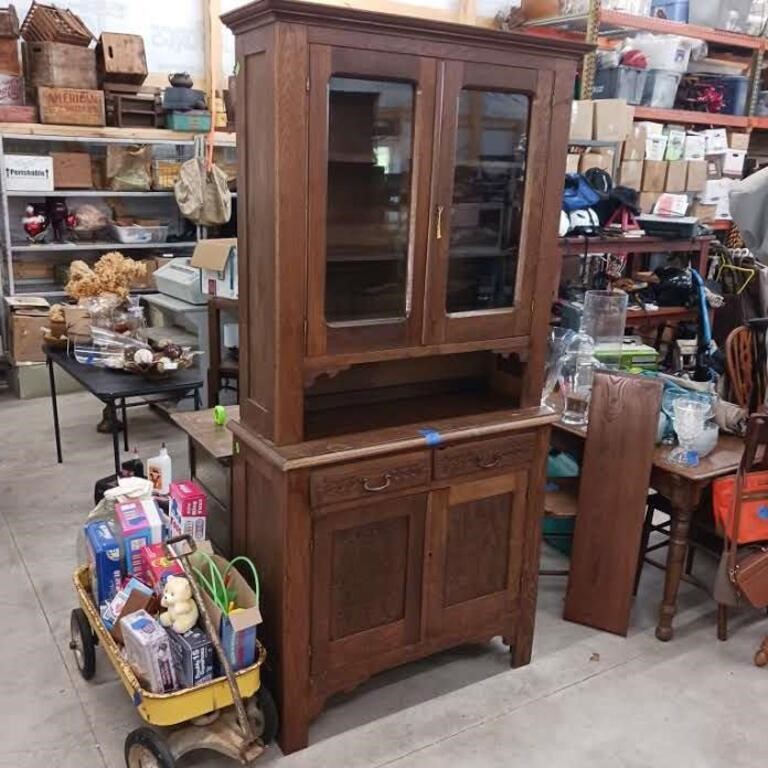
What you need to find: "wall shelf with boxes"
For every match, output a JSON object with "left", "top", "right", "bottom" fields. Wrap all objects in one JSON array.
[
  {"left": 522, "top": 2, "right": 765, "bottom": 126},
  {"left": 0, "top": 124, "right": 236, "bottom": 350}
]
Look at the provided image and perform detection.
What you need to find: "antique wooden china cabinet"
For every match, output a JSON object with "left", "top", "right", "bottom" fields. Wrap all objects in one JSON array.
[{"left": 223, "top": 0, "right": 588, "bottom": 752}]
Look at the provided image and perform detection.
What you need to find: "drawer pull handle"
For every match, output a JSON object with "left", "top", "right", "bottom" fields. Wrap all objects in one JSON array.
[
  {"left": 477, "top": 455, "right": 501, "bottom": 470},
  {"left": 362, "top": 474, "right": 392, "bottom": 492}
]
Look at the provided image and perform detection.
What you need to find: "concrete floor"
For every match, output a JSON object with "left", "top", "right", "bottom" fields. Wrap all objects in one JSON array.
[{"left": 1, "top": 389, "right": 766, "bottom": 768}]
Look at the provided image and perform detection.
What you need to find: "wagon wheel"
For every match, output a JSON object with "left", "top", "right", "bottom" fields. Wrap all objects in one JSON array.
[
  {"left": 69, "top": 608, "right": 96, "bottom": 680},
  {"left": 125, "top": 727, "right": 175, "bottom": 768},
  {"left": 257, "top": 685, "right": 279, "bottom": 745}
]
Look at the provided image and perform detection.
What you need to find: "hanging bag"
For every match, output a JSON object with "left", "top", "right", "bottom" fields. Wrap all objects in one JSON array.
[{"left": 174, "top": 135, "right": 232, "bottom": 226}]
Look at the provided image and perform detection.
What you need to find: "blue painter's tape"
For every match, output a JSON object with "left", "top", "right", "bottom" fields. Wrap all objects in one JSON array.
[{"left": 419, "top": 428, "right": 442, "bottom": 446}]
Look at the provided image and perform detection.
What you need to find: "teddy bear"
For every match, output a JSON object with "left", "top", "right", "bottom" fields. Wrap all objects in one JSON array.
[{"left": 159, "top": 575, "right": 199, "bottom": 634}]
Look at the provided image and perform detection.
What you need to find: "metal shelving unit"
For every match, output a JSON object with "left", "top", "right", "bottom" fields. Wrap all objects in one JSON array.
[
  {"left": 523, "top": 4, "right": 766, "bottom": 118},
  {"left": 0, "top": 125, "right": 237, "bottom": 353}
]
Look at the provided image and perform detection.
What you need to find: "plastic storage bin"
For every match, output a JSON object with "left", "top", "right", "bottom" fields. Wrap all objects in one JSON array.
[
  {"left": 641, "top": 70, "right": 682, "bottom": 109},
  {"left": 689, "top": 0, "right": 751, "bottom": 32},
  {"left": 650, "top": 0, "right": 689, "bottom": 21},
  {"left": 679, "top": 74, "right": 749, "bottom": 115},
  {"left": 631, "top": 33, "right": 691, "bottom": 73},
  {"left": 108, "top": 222, "right": 169, "bottom": 244},
  {"left": 593, "top": 66, "right": 648, "bottom": 105}
]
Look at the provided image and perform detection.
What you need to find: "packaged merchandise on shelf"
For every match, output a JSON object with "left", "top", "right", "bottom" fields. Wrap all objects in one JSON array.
[
  {"left": 120, "top": 609, "right": 178, "bottom": 693},
  {"left": 622, "top": 124, "right": 646, "bottom": 161},
  {"left": 715, "top": 179, "right": 735, "bottom": 219},
  {"left": 722, "top": 149, "right": 747, "bottom": 177},
  {"left": 619, "top": 159, "right": 643, "bottom": 189},
  {"left": 704, "top": 128, "right": 729, "bottom": 155},
  {"left": 569, "top": 99, "right": 593, "bottom": 140},
  {"left": 645, "top": 134, "right": 668, "bottom": 161},
  {"left": 147, "top": 442, "right": 172, "bottom": 494},
  {"left": 101, "top": 576, "right": 154, "bottom": 633},
  {"left": 141, "top": 543, "right": 184, "bottom": 594},
  {"left": 664, "top": 128, "right": 686, "bottom": 161},
  {"left": 168, "top": 625, "right": 215, "bottom": 688},
  {"left": 728, "top": 131, "right": 750, "bottom": 151},
  {"left": 685, "top": 160, "right": 708, "bottom": 192},
  {"left": 593, "top": 98, "right": 632, "bottom": 141},
  {"left": 84, "top": 520, "right": 122, "bottom": 610},
  {"left": 683, "top": 133, "right": 706, "bottom": 161},
  {"left": 653, "top": 193, "right": 689, "bottom": 217},
  {"left": 169, "top": 481, "right": 208, "bottom": 541},
  {"left": 115, "top": 499, "right": 164, "bottom": 577}
]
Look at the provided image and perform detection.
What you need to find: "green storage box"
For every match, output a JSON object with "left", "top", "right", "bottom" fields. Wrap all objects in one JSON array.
[{"left": 166, "top": 110, "right": 212, "bottom": 132}]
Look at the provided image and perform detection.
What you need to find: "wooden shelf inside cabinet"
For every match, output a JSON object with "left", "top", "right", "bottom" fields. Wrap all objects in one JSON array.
[
  {"left": 524, "top": 9, "right": 765, "bottom": 51},
  {"left": 632, "top": 107, "right": 749, "bottom": 129}
]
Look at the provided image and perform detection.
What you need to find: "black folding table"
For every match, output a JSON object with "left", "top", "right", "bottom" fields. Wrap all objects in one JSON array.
[{"left": 45, "top": 348, "right": 203, "bottom": 475}]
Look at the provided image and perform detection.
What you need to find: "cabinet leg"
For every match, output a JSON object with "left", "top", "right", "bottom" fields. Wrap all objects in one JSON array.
[
  {"left": 277, "top": 708, "right": 310, "bottom": 755},
  {"left": 509, "top": 628, "right": 533, "bottom": 669}
]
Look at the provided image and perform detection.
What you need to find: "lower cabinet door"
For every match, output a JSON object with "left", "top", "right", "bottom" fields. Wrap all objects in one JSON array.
[
  {"left": 426, "top": 471, "right": 528, "bottom": 639},
  {"left": 310, "top": 492, "right": 428, "bottom": 675}
]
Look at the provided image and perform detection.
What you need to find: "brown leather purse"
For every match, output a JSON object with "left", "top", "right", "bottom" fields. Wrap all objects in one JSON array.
[{"left": 728, "top": 414, "right": 768, "bottom": 608}]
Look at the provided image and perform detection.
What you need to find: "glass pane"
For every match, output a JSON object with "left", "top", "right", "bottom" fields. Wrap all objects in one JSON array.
[
  {"left": 446, "top": 89, "right": 529, "bottom": 314},
  {"left": 325, "top": 77, "right": 414, "bottom": 323}
]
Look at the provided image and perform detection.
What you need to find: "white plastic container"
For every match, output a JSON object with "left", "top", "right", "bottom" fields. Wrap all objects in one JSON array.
[
  {"left": 108, "top": 222, "right": 169, "bottom": 244},
  {"left": 689, "top": 0, "right": 751, "bottom": 32},
  {"left": 630, "top": 33, "right": 692, "bottom": 73},
  {"left": 147, "top": 442, "right": 172, "bottom": 495},
  {"left": 641, "top": 70, "right": 682, "bottom": 109}
]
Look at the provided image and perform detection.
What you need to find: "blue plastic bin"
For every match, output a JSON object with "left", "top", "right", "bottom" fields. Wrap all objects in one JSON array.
[{"left": 650, "top": 0, "right": 689, "bottom": 22}]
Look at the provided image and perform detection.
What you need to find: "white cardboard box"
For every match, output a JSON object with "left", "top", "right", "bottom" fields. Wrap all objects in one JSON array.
[
  {"left": 190, "top": 238, "right": 238, "bottom": 300},
  {"left": 645, "top": 135, "right": 668, "bottom": 161},
  {"left": 704, "top": 128, "right": 728, "bottom": 155},
  {"left": 722, "top": 149, "right": 746, "bottom": 177},
  {"left": 4, "top": 155, "right": 54, "bottom": 191},
  {"left": 683, "top": 134, "right": 706, "bottom": 161}
]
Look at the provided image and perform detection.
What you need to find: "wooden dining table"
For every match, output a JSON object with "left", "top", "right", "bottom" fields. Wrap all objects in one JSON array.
[{"left": 551, "top": 422, "right": 743, "bottom": 641}]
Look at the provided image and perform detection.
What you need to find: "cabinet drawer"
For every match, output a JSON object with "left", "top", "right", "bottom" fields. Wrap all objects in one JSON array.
[
  {"left": 433, "top": 432, "right": 535, "bottom": 481},
  {"left": 311, "top": 451, "right": 430, "bottom": 507}
]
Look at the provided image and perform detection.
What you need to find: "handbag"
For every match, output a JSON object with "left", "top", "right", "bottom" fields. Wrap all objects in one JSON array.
[
  {"left": 562, "top": 173, "right": 601, "bottom": 213},
  {"left": 712, "top": 470, "right": 768, "bottom": 543},
  {"left": 723, "top": 414, "right": 768, "bottom": 607}
]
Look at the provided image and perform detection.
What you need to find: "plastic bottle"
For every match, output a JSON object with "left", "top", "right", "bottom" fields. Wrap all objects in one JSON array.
[{"left": 146, "top": 442, "right": 172, "bottom": 495}]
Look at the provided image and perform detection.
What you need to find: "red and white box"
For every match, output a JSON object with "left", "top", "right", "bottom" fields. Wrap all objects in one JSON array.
[{"left": 169, "top": 480, "right": 207, "bottom": 541}]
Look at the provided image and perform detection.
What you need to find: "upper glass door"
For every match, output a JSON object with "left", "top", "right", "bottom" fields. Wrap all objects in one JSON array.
[
  {"left": 423, "top": 61, "right": 553, "bottom": 345},
  {"left": 307, "top": 46, "right": 436, "bottom": 357}
]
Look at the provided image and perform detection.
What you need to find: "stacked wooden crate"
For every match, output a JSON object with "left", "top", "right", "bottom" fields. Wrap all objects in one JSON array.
[{"left": 0, "top": 5, "right": 32, "bottom": 121}]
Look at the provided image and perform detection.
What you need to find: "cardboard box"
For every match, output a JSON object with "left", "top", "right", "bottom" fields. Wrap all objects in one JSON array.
[
  {"left": 728, "top": 131, "right": 750, "bottom": 151},
  {"left": 638, "top": 192, "right": 658, "bottom": 214},
  {"left": 4, "top": 154, "right": 53, "bottom": 190},
  {"left": 84, "top": 520, "right": 122, "bottom": 611},
  {"left": 115, "top": 499, "right": 164, "bottom": 578},
  {"left": 569, "top": 99, "right": 593, "bottom": 140},
  {"left": 723, "top": 149, "right": 746, "bottom": 177},
  {"left": 636, "top": 121, "right": 664, "bottom": 137},
  {"left": 190, "top": 238, "right": 238, "bottom": 300},
  {"left": 690, "top": 201, "right": 718, "bottom": 221},
  {"left": 622, "top": 124, "right": 646, "bottom": 161},
  {"left": 593, "top": 99, "right": 630, "bottom": 141},
  {"left": 51, "top": 151, "right": 92, "bottom": 189},
  {"left": 704, "top": 128, "right": 728, "bottom": 155},
  {"left": 686, "top": 160, "right": 707, "bottom": 192},
  {"left": 618, "top": 159, "right": 643, "bottom": 189},
  {"left": 191, "top": 550, "right": 262, "bottom": 671},
  {"left": 101, "top": 576, "right": 154, "bottom": 634},
  {"left": 642, "top": 160, "right": 667, "bottom": 192},
  {"left": 5, "top": 296, "right": 49, "bottom": 363},
  {"left": 645, "top": 135, "right": 668, "bottom": 161},
  {"left": 715, "top": 178, "right": 734, "bottom": 219},
  {"left": 169, "top": 480, "right": 208, "bottom": 541},
  {"left": 665, "top": 160, "right": 687, "bottom": 192},
  {"left": 120, "top": 610, "right": 178, "bottom": 693},
  {"left": 141, "top": 543, "right": 184, "bottom": 595},
  {"left": 565, "top": 153, "right": 579, "bottom": 174},
  {"left": 700, "top": 178, "right": 730, "bottom": 205},
  {"left": 63, "top": 305, "right": 90, "bottom": 342},
  {"left": 579, "top": 150, "right": 613, "bottom": 173},
  {"left": 168, "top": 626, "right": 214, "bottom": 688}
]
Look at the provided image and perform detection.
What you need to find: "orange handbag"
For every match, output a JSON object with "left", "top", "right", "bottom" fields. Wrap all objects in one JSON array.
[{"left": 713, "top": 471, "right": 768, "bottom": 544}]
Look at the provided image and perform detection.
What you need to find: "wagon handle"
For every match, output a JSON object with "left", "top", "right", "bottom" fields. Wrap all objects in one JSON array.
[{"left": 164, "top": 536, "right": 259, "bottom": 751}]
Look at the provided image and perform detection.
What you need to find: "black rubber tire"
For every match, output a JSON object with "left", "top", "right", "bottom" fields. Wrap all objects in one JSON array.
[
  {"left": 124, "top": 727, "right": 175, "bottom": 768},
  {"left": 257, "top": 685, "right": 279, "bottom": 745},
  {"left": 70, "top": 608, "right": 96, "bottom": 681}
]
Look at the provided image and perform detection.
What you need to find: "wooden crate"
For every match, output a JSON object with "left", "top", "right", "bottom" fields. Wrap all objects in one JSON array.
[
  {"left": 0, "top": 5, "right": 20, "bottom": 39},
  {"left": 0, "top": 37, "right": 19, "bottom": 74},
  {"left": 22, "top": 41, "right": 97, "bottom": 89},
  {"left": 104, "top": 83, "right": 162, "bottom": 128},
  {"left": 20, "top": 1, "right": 93, "bottom": 46},
  {"left": 97, "top": 33, "right": 147, "bottom": 87},
  {"left": 0, "top": 72, "right": 22, "bottom": 104},
  {"left": 0, "top": 104, "right": 36, "bottom": 121},
  {"left": 37, "top": 86, "right": 105, "bottom": 126},
  {"left": 51, "top": 151, "right": 92, "bottom": 188}
]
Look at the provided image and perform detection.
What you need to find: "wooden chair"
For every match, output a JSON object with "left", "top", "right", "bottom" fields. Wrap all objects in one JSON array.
[
  {"left": 543, "top": 371, "right": 662, "bottom": 634},
  {"left": 725, "top": 318, "right": 768, "bottom": 412}
]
